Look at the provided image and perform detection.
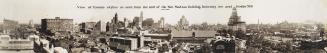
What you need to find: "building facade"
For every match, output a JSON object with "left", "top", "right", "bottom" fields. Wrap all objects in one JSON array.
[
  {"left": 177, "top": 15, "right": 189, "bottom": 30},
  {"left": 158, "top": 17, "right": 165, "bottom": 28},
  {"left": 132, "top": 11, "right": 144, "bottom": 28},
  {"left": 41, "top": 17, "right": 74, "bottom": 34},
  {"left": 2, "top": 19, "right": 19, "bottom": 34},
  {"left": 109, "top": 37, "right": 138, "bottom": 51},
  {"left": 80, "top": 22, "right": 97, "bottom": 33},
  {"left": 95, "top": 21, "right": 106, "bottom": 32},
  {"left": 227, "top": 8, "right": 246, "bottom": 32}
]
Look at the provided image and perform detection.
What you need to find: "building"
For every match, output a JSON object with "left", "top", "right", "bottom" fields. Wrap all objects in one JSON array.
[
  {"left": 325, "top": 24, "right": 327, "bottom": 40},
  {"left": 227, "top": 7, "right": 246, "bottom": 32},
  {"left": 209, "top": 35, "right": 236, "bottom": 53},
  {"left": 133, "top": 17, "right": 143, "bottom": 29},
  {"left": 124, "top": 18, "right": 129, "bottom": 28},
  {"left": 132, "top": 11, "right": 144, "bottom": 28},
  {"left": 139, "top": 11, "right": 144, "bottom": 28},
  {"left": 155, "top": 17, "right": 165, "bottom": 28},
  {"left": 112, "top": 13, "right": 119, "bottom": 24},
  {"left": 2, "top": 19, "right": 19, "bottom": 34},
  {"left": 34, "top": 38, "right": 53, "bottom": 53},
  {"left": 28, "top": 20, "right": 34, "bottom": 28},
  {"left": 107, "top": 13, "right": 124, "bottom": 32},
  {"left": 95, "top": 21, "right": 106, "bottom": 32},
  {"left": 141, "top": 30, "right": 172, "bottom": 41},
  {"left": 171, "top": 30, "right": 216, "bottom": 43},
  {"left": 177, "top": 15, "right": 189, "bottom": 30},
  {"left": 41, "top": 17, "right": 74, "bottom": 34},
  {"left": 0, "top": 35, "right": 35, "bottom": 53},
  {"left": 109, "top": 37, "right": 138, "bottom": 51},
  {"left": 133, "top": 17, "right": 141, "bottom": 27},
  {"left": 80, "top": 22, "right": 97, "bottom": 33}
]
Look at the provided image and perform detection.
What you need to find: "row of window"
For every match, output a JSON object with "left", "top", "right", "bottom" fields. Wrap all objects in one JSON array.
[
  {"left": 109, "top": 38, "right": 133, "bottom": 45},
  {"left": 8, "top": 41, "right": 32, "bottom": 44}
]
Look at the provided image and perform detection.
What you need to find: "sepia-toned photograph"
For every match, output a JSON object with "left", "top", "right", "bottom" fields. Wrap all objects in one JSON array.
[{"left": 0, "top": 0, "right": 327, "bottom": 53}]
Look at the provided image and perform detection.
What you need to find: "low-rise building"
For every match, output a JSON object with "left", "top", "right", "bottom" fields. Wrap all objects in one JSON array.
[{"left": 0, "top": 35, "right": 35, "bottom": 53}]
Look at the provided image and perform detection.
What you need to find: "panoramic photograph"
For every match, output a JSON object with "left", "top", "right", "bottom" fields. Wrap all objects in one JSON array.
[{"left": 0, "top": 0, "right": 327, "bottom": 53}]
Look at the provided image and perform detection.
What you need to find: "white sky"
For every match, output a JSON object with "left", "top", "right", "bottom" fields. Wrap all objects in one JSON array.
[{"left": 0, "top": 0, "right": 326, "bottom": 25}]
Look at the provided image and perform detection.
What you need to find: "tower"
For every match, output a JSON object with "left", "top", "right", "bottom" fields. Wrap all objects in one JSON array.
[
  {"left": 112, "top": 13, "right": 118, "bottom": 24},
  {"left": 95, "top": 20, "right": 106, "bottom": 32},
  {"left": 159, "top": 17, "right": 165, "bottom": 28},
  {"left": 178, "top": 15, "right": 189, "bottom": 30},
  {"left": 228, "top": 7, "right": 241, "bottom": 26},
  {"left": 139, "top": 11, "right": 143, "bottom": 28},
  {"left": 29, "top": 19, "right": 34, "bottom": 28},
  {"left": 227, "top": 7, "right": 246, "bottom": 32},
  {"left": 124, "top": 18, "right": 128, "bottom": 28}
]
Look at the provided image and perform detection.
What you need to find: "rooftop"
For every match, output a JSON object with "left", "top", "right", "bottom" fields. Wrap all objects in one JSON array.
[{"left": 171, "top": 30, "right": 216, "bottom": 37}]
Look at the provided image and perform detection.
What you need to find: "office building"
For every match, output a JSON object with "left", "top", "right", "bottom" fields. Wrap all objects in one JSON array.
[
  {"left": 41, "top": 17, "right": 74, "bottom": 34},
  {"left": 227, "top": 7, "right": 246, "bottom": 32}
]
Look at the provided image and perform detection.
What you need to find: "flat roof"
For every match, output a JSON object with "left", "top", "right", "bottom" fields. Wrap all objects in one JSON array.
[{"left": 171, "top": 30, "right": 216, "bottom": 37}]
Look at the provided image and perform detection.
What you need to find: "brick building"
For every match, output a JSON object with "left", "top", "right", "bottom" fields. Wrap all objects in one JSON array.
[{"left": 41, "top": 17, "right": 74, "bottom": 34}]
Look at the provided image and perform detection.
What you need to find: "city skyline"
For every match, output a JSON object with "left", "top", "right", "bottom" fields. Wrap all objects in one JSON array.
[
  {"left": 0, "top": 0, "right": 326, "bottom": 25},
  {"left": 0, "top": 0, "right": 327, "bottom": 53}
]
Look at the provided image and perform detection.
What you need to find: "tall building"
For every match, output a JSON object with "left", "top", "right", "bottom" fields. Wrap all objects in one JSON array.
[
  {"left": 123, "top": 18, "right": 129, "bottom": 28},
  {"left": 106, "top": 22, "right": 111, "bottom": 32},
  {"left": 177, "top": 15, "right": 189, "bottom": 30},
  {"left": 107, "top": 13, "right": 121, "bottom": 33},
  {"left": 153, "top": 17, "right": 165, "bottom": 28},
  {"left": 158, "top": 17, "right": 165, "bottom": 28},
  {"left": 133, "top": 17, "right": 141, "bottom": 28},
  {"left": 227, "top": 7, "right": 246, "bottom": 31},
  {"left": 139, "top": 11, "right": 144, "bottom": 28},
  {"left": 132, "top": 11, "right": 144, "bottom": 29},
  {"left": 112, "top": 13, "right": 119, "bottom": 24},
  {"left": 41, "top": 17, "right": 74, "bottom": 34},
  {"left": 95, "top": 21, "right": 106, "bottom": 32},
  {"left": 79, "top": 22, "right": 97, "bottom": 33}
]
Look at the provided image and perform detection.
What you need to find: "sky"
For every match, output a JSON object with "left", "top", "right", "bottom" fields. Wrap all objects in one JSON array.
[{"left": 0, "top": 0, "right": 326, "bottom": 25}]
